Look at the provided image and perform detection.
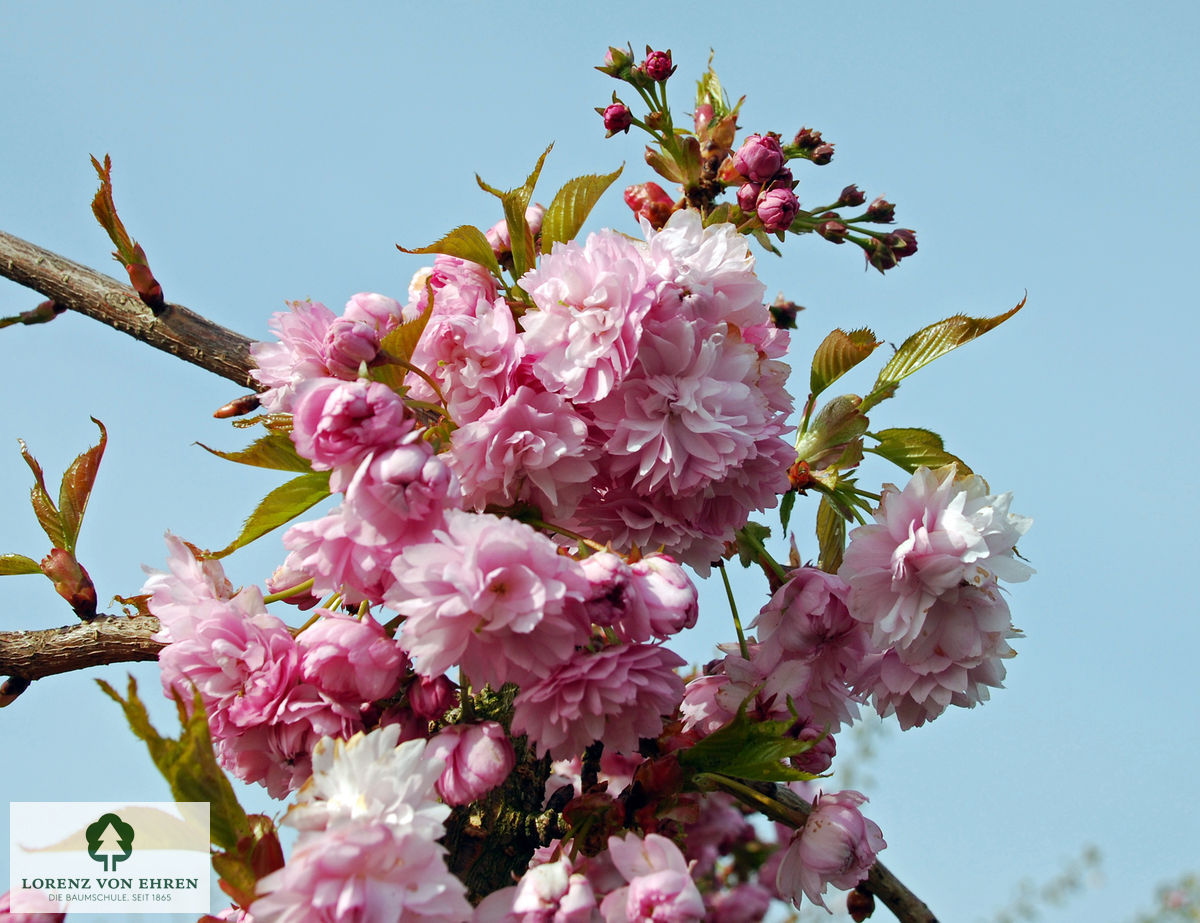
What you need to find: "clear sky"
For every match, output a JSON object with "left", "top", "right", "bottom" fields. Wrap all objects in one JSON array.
[{"left": 2, "top": 2, "right": 1197, "bottom": 921}]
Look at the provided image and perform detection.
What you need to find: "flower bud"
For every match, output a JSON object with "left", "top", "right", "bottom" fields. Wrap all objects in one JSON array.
[
  {"left": 792, "top": 126, "right": 825, "bottom": 150},
  {"left": 598, "top": 45, "right": 634, "bottom": 78},
  {"left": 757, "top": 187, "right": 800, "bottom": 232},
  {"left": 267, "top": 562, "right": 320, "bottom": 609},
  {"left": 886, "top": 228, "right": 918, "bottom": 262},
  {"left": 429, "top": 722, "right": 516, "bottom": 805},
  {"left": 837, "top": 184, "right": 866, "bottom": 207},
  {"left": 733, "top": 133, "right": 785, "bottom": 183},
  {"left": 322, "top": 316, "right": 380, "bottom": 379},
  {"left": 816, "top": 218, "right": 849, "bottom": 243},
  {"left": 693, "top": 103, "right": 714, "bottom": 134},
  {"left": 601, "top": 103, "right": 633, "bottom": 135},
  {"left": 864, "top": 236, "right": 899, "bottom": 273},
  {"left": 776, "top": 790, "right": 885, "bottom": 910},
  {"left": 736, "top": 182, "right": 762, "bottom": 212},
  {"left": 407, "top": 673, "right": 458, "bottom": 720},
  {"left": 864, "top": 197, "right": 895, "bottom": 223},
  {"left": 810, "top": 143, "right": 835, "bottom": 165},
  {"left": 847, "top": 886, "right": 876, "bottom": 922},
  {"left": 642, "top": 49, "right": 675, "bottom": 81},
  {"left": 770, "top": 295, "right": 802, "bottom": 330},
  {"left": 624, "top": 181, "right": 675, "bottom": 229}
]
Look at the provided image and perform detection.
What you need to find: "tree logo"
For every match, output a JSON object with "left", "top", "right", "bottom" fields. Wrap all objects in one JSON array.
[{"left": 85, "top": 812, "right": 134, "bottom": 871}]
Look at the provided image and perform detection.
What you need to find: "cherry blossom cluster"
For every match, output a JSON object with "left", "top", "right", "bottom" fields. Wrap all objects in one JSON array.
[{"left": 131, "top": 42, "right": 1035, "bottom": 923}]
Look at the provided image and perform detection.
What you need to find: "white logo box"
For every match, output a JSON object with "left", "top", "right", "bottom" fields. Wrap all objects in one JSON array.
[{"left": 10, "top": 801, "right": 210, "bottom": 915}]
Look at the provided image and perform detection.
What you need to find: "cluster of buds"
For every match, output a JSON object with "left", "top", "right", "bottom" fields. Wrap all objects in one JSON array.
[{"left": 600, "top": 44, "right": 920, "bottom": 271}]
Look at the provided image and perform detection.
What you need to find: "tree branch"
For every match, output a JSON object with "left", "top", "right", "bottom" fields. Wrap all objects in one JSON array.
[
  {"left": 0, "top": 614, "right": 163, "bottom": 684},
  {"left": 0, "top": 230, "right": 258, "bottom": 388},
  {"left": 699, "top": 773, "right": 940, "bottom": 923}
]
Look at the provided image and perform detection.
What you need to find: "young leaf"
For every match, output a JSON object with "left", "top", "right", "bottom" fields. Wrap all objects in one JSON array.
[
  {"left": 809, "top": 328, "right": 880, "bottom": 398},
  {"left": 397, "top": 225, "right": 502, "bottom": 279},
  {"left": 97, "top": 676, "right": 251, "bottom": 852},
  {"left": 867, "top": 428, "right": 974, "bottom": 477},
  {"left": 198, "top": 431, "right": 313, "bottom": 474},
  {"left": 90, "top": 155, "right": 165, "bottom": 313},
  {"left": 540, "top": 166, "right": 624, "bottom": 254},
  {"left": 17, "top": 438, "right": 66, "bottom": 551},
  {"left": 208, "top": 471, "right": 331, "bottom": 559},
  {"left": 779, "top": 488, "right": 797, "bottom": 533},
  {"left": 57, "top": 417, "right": 107, "bottom": 555},
  {"left": 679, "top": 701, "right": 818, "bottom": 783},
  {"left": 0, "top": 553, "right": 42, "bottom": 576},
  {"left": 379, "top": 299, "right": 434, "bottom": 368},
  {"left": 816, "top": 495, "right": 846, "bottom": 574},
  {"left": 861, "top": 295, "right": 1026, "bottom": 411}
]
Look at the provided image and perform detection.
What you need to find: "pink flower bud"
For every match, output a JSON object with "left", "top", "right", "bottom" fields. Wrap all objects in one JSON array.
[
  {"left": 428, "top": 721, "right": 516, "bottom": 805},
  {"left": 629, "top": 554, "right": 699, "bottom": 639},
  {"left": 865, "top": 196, "right": 895, "bottom": 223},
  {"left": 603, "top": 103, "right": 633, "bottom": 134},
  {"left": 289, "top": 378, "right": 413, "bottom": 470},
  {"left": 776, "top": 790, "right": 885, "bottom": 910},
  {"left": 341, "top": 292, "right": 406, "bottom": 332},
  {"left": 887, "top": 228, "right": 918, "bottom": 262},
  {"left": 816, "top": 218, "right": 849, "bottom": 243},
  {"left": 736, "top": 182, "right": 762, "bottom": 212},
  {"left": 407, "top": 673, "right": 458, "bottom": 721},
  {"left": 757, "top": 187, "right": 799, "bottom": 232},
  {"left": 693, "top": 103, "right": 714, "bottom": 134},
  {"left": 321, "top": 316, "right": 380, "bottom": 379},
  {"left": 267, "top": 562, "right": 320, "bottom": 609},
  {"left": 733, "top": 133, "right": 785, "bottom": 183},
  {"left": 642, "top": 49, "right": 675, "bottom": 82},
  {"left": 837, "top": 184, "right": 866, "bottom": 207}
]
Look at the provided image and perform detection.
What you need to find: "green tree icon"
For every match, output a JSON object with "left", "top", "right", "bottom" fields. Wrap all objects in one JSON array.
[{"left": 85, "top": 813, "right": 134, "bottom": 872}]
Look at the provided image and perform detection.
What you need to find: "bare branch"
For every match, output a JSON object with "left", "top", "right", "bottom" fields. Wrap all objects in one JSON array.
[
  {"left": 0, "top": 230, "right": 258, "bottom": 388},
  {"left": 0, "top": 614, "right": 163, "bottom": 685}
]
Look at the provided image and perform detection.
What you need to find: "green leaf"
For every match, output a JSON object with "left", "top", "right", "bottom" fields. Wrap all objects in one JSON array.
[
  {"left": 732, "top": 521, "right": 772, "bottom": 569},
  {"left": 379, "top": 300, "right": 434, "bottom": 368},
  {"left": 198, "top": 431, "right": 313, "bottom": 474},
  {"left": 97, "top": 676, "right": 250, "bottom": 851},
  {"left": 679, "top": 700, "right": 818, "bottom": 783},
  {"left": 695, "top": 52, "right": 731, "bottom": 118},
  {"left": 540, "top": 166, "right": 624, "bottom": 254},
  {"left": 862, "top": 295, "right": 1026, "bottom": 411},
  {"left": 397, "top": 225, "right": 502, "bottom": 279},
  {"left": 794, "top": 395, "right": 868, "bottom": 469},
  {"left": 779, "top": 489, "right": 797, "bottom": 533},
  {"left": 17, "top": 438, "right": 66, "bottom": 550},
  {"left": 867, "top": 428, "right": 974, "bottom": 477},
  {"left": 503, "top": 190, "right": 538, "bottom": 280},
  {"left": 56, "top": 419, "right": 107, "bottom": 555},
  {"left": 750, "top": 228, "right": 782, "bottom": 256},
  {"left": 209, "top": 471, "right": 331, "bottom": 559},
  {"left": 816, "top": 496, "right": 846, "bottom": 573},
  {"left": 0, "top": 553, "right": 42, "bottom": 576},
  {"left": 809, "top": 328, "right": 880, "bottom": 398}
]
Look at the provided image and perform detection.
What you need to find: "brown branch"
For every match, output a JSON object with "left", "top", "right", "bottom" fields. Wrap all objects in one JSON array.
[
  {"left": 699, "top": 773, "right": 940, "bottom": 923},
  {"left": 0, "top": 614, "right": 163, "bottom": 684},
  {"left": 0, "top": 230, "right": 258, "bottom": 388}
]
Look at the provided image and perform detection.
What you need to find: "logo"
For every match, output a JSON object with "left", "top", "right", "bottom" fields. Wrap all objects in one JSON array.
[
  {"left": 9, "top": 802, "right": 210, "bottom": 915},
  {"left": 85, "top": 813, "right": 134, "bottom": 872}
]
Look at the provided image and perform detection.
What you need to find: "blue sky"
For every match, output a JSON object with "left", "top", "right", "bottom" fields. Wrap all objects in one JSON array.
[{"left": 2, "top": 2, "right": 1197, "bottom": 920}]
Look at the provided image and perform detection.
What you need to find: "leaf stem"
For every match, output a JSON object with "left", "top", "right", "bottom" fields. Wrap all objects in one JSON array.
[
  {"left": 262, "top": 577, "right": 314, "bottom": 604},
  {"left": 717, "top": 561, "right": 750, "bottom": 660}
]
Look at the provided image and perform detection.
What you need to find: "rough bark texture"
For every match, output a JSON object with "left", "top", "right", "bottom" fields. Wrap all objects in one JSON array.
[
  {"left": 0, "top": 230, "right": 258, "bottom": 388},
  {"left": 0, "top": 614, "right": 163, "bottom": 681}
]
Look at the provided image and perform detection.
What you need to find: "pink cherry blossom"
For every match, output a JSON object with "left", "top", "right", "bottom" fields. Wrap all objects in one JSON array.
[
  {"left": 297, "top": 610, "right": 406, "bottom": 703},
  {"left": 386, "top": 511, "right": 591, "bottom": 687},
  {"left": 512, "top": 643, "right": 685, "bottom": 758},
  {"left": 520, "top": 230, "right": 658, "bottom": 403},
  {"left": 449, "top": 385, "right": 596, "bottom": 516},
  {"left": 776, "top": 790, "right": 885, "bottom": 910},
  {"left": 142, "top": 531, "right": 237, "bottom": 643},
  {"left": 507, "top": 856, "right": 598, "bottom": 923},
  {"left": 282, "top": 505, "right": 402, "bottom": 606},
  {"left": 599, "top": 833, "right": 704, "bottom": 923},
  {"left": 290, "top": 378, "right": 413, "bottom": 471},
  {"left": 427, "top": 722, "right": 516, "bottom": 806},
  {"left": 251, "top": 300, "right": 339, "bottom": 412}
]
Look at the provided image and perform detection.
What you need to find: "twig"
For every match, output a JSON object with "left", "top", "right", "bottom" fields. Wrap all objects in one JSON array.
[
  {"left": 699, "top": 773, "right": 940, "bottom": 923},
  {"left": 0, "top": 614, "right": 162, "bottom": 685},
  {"left": 0, "top": 230, "right": 258, "bottom": 388}
]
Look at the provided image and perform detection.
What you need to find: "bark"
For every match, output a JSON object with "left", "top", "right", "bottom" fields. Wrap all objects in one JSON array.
[
  {"left": 0, "top": 230, "right": 258, "bottom": 388},
  {"left": 0, "top": 614, "right": 163, "bottom": 682}
]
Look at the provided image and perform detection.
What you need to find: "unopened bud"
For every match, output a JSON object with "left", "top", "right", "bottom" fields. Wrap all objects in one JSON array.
[
  {"left": 41, "top": 548, "right": 98, "bottom": 621},
  {"left": 887, "top": 228, "right": 918, "bottom": 262},
  {"left": 694, "top": 103, "right": 714, "bottom": 134},
  {"left": 810, "top": 142, "right": 835, "bottom": 165},
  {"left": 642, "top": 48, "right": 675, "bottom": 82},
  {"left": 770, "top": 294, "right": 802, "bottom": 329},
  {"left": 643, "top": 110, "right": 666, "bottom": 131},
  {"left": 792, "top": 126, "right": 825, "bottom": 150},
  {"left": 213, "top": 393, "right": 262, "bottom": 419},
  {"left": 601, "top": 103, "right": 633, "bottom": 135},
  {"left": 864, "top": 236, "right": 899, "bottom": 273},
  {"left": 837, "top": 184, "right": 866, "bottom": 207},
  {"left": 624, "top": 181, "right": 675, "bottom": 229},
  {"left": 597, "top": 45, "right": 634, "bottom": 78},
  {"left": 817, "top": 218, "right": 849, "bottom": 243},
  {"left": 757, "top": 187, "right": 799, "bottom": 233},
  {"left": 734, "top": 133, "right": 785, "bottom": 183},
  {"left": 865, "top": 197, "right": 895, "bottom": 223},
  {"left": 847, "top": 886, "right": 876, "bottom": 921},
  {"left": 736, "top": 182, "right": 762, "bottom": 212}
]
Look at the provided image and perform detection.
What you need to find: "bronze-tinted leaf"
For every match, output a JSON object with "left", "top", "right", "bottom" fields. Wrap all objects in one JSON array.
[
  {"left": 57, "top": 418, "right": 107, "bottom": 554},
  {"left": 810, "top": 328, "right": 880, "bottom": 398}
]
